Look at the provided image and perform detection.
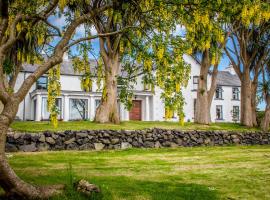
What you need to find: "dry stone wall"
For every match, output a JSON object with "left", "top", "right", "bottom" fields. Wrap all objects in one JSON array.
[{"left": 5, "top": 129, "right": 270, "bottom": 152}]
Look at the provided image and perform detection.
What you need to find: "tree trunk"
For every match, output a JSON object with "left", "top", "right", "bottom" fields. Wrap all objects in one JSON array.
[
  {"left": 94, "top": 54, "right": 120, "bottom": 124},
  {"left": 195, "top": 71, "right": 211, "bottom": 124},
  {"left": 261, "top": 97, "right": 270, "bottom": 132},
  {"left": 0, "top": 101, "right": 63, "bottom": 199},
  {"left": 251, "top": 82, "right": 258, "bottom": 127},
  {"left": 194, "top": 50, "right": 215, "bottom": 125},
  {"left": 240, "top": 72, "right": 253, "bottom": 127},
  {"left": 261, "top": 106, "right": 270, "bottom": 132},
  {"left": 195, "top": 89, "right": 211, "bottom": 124}
]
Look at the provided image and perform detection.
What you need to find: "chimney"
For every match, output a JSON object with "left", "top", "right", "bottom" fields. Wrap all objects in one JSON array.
[
  {"left": 63, "top": 52, "right": 69, "bottom": 61},
  {"left": 224, "top": 65, "right": 236, "bottom": 75}
]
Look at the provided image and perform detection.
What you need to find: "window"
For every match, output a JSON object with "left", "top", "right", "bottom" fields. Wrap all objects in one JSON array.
[
  {"left": 193, "top": 76, "right": 199, "bottom": 84},
  {"left": 232, "top": 87, "right": 240, "bottom": 100},
  {"left": 216, "top": 105, "right": 223, "bottom": 120},
  {"left": 215, "top": 86, "right": 223, "bottom": 99},
  {"left": 232, "top": 106, "right": 240, "bottom": 121},
  {"left": 41, "top": 97, "right": 62, "bottom": 120},
  {"left": 69, "top": 99, "right": 88, "bottom": 120},
  {"left": 193, "top": 76, "right": 199, "bottom": 90},
  {"left": 193, "top": 99, "right": 197, "bottom": 118},
  {"left": 95, "top": 99, "right": 101, "bottom": 110},
  {"left": 36, "top": 77, "right": 48, "bottom": 90}
]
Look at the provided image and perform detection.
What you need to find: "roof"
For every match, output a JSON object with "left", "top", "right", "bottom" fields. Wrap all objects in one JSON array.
[
  {"left": 22, "top": 59, "right": 241, "bottom": 87},
  {"left": 216, "top": 71, "right": 241, "bottom": 87},
  {"left": 22, "top": 60, "right": 98, "bottom": 76}
]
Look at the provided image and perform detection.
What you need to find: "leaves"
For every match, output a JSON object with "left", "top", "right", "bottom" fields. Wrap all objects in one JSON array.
[{"left": 47, "top": 65, "right": 61, "bottom": 127}]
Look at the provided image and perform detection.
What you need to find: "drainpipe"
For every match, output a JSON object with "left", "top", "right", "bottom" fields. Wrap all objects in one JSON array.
[{"left": 23, "top": 72, "right": 26, "bottom": 121}]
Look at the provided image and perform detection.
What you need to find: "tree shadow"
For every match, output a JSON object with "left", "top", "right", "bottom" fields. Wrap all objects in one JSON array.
[
  {"left": 50, "top": 176, "right": 218, "bottom": 200},
  {"left": 0, "top": 174, "right": 219, "bottom": 200},
  {"left": 92, "top": 176, "right": 218, "bottom": 200}
]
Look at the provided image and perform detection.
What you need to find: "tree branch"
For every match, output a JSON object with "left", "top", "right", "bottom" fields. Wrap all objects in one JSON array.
[
  {"left": 43, "top": 19, "right": 62, "bottom": 37},
  {"left": 224, "top": 47, "right": 242, "bottom": 78},
  {"left": 15, "top": 4, "right": 112, "bottom": 101},
  {"left": 64, "top": 27, "right": 133, "bottom": 51}
]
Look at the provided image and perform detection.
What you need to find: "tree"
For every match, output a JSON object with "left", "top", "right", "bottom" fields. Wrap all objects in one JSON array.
[
  {"left": 257, "top": 26, "right": 270, "bottom": 131},
  {"left": 0, "top": 0, "right": 114, "bottom": 198},
  {"left": 224, "top": 1, "right": 270, "bottom": 127},
  {"left": 72, "top": 0, "right": 192, "bottom": 124},
  {"left": 91, "top": 1, "right": 177, "bottom": 123},
  {"left": 177, "top": 2, "right": 228, "bottom": 124},
  {"left": 259, "top": 64, "right": 270, "bottom": 132}
]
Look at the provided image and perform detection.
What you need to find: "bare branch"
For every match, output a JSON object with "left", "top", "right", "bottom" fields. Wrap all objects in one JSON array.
[
  {"left": 207, "top": 62, "right": 218, "bottom": 105},
  {"left": 43, "top": 20, "right": 62, "bottom": 37},
  {"left": 224, "top": 47, "right": 242, "bottom": 78},
  {"left": 231, "top": 36, "right": 241, "bottom": 66},
  {"left": 9, "top": 63, "right": 23, "bottom": 89},
  {"left": 64, "top": 27, "right": 134, "bottom": 50}
]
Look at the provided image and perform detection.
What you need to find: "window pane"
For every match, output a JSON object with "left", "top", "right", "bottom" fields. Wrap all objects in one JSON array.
[
  {"left": 37, "top": 77, "right": 47, "bottom": 90},
  {"left": 193, "top": 76, "right": 198, "bottom": 90},
  {"left": 216, "top": 105, "right": 223, "bottom": 119},
  {"left": 216, "top": 87, "right": 223, "bottom": 99},
  {"left": 232, "top": 106, "right": 239, "bottom": 120},
  {"left": 69, "top": 99, "right": 88, "bottom": 120},
  {"left": 95, "top": 99, "right": 101, "bottom": 110},
  {"left": 42, "top": 97, "right": 62, "bottom": 120},
  {"left": 232, "top": 88, "right": 239, "bottom": 100},
  {"left": 193, "top": 76, "right": 198, "bottom": 84}
]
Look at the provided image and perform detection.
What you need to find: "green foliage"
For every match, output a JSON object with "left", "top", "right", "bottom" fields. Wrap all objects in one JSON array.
[
  {"left": 47, "top": 65, "right": 61, "bottom": 127},
  {"left": 3, "top": 59, "right": 14, "bottom": 75},
  {"left": 256, "top": 111, "right": 265, "bottom": 125}
]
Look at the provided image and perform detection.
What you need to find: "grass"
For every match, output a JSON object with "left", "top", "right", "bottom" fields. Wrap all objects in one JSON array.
[
  {"left": 10, "top": 121, "right": 261, "bottom": 133},
  {"left": 4, "top": 146, "right": 270, "bottom": 199}
]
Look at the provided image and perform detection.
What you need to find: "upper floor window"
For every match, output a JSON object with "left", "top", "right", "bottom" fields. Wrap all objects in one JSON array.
[
  {"left": 36, "top": 77, "right": 47, "bottom": 90},
  {"left": 216, "top": 105, "right": 223, "bottom": 120},
  {"left": 215, "top": 86, "right": 223, "bottom": 99},
  {"left": 232, "top": 87, "right": 240, "bottom": 100},
  {"left": 193, "top": 76, "right": 199, "bottom": 90}
]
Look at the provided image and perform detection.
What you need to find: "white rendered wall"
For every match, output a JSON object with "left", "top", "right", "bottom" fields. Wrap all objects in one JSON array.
[{"left": 14, "top": 55, "right": 241, "bottom": 123}]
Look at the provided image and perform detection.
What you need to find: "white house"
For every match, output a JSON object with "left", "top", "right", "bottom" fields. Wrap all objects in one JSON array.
[{"left": 13, "top": 54, "right": 241, "bottom": 122}]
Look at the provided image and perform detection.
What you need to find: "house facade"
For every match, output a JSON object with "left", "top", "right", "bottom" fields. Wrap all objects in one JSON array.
[{"left": 14, "top": 55, "right": 241, "bottom": 122}]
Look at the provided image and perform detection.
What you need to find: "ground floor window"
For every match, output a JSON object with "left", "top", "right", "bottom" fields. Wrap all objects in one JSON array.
[
  {"left": 232, "top": 106, "right": 240, "bottom": 121},
  {"left": 95, "top": 99, "right": 101, "bottom": 110},
  {"left": 193, "top": 99, "right": 197, "bottom": 118},
  {"left": 69, "top": 99, "right": 88, "bottom": 120},
  {"left": 41, "top": 97, "right": 62, "bottom": 120},
  {"left": 216, "top": 105, "right": 223, "bottom": 120}
]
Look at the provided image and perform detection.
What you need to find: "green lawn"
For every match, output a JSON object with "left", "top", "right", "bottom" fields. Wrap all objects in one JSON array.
[
  {"left": 10, "top": 121, "right": 260, "bottom": 132},
  {"left": 5, "top": 146, "right": 270, "bottom": 199}
]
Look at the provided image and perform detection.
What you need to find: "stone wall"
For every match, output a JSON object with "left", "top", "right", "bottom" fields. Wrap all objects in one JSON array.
[{"left": 5, "top": 129, "right": 270, "bottom": 152}]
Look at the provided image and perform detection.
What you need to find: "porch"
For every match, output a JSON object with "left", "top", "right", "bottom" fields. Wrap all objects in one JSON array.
[{"left": 30, "top": 90, "right": 154, "bottom": 122}]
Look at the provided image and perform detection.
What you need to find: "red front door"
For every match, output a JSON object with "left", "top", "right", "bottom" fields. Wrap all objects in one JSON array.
[{"left": 129, "top": 100, "right": 142, "bottom": 121}]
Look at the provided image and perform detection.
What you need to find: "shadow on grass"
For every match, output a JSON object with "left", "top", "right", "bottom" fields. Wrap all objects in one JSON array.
[{"left": 51, "top": 176, "right": 218, "bottom": 200}]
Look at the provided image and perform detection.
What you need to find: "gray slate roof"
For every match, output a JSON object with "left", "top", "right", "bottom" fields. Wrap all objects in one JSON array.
[
  {"left": 216, "top": 71, "right": 241, "bottom": 87},
  {"left": 22, "top": 60, "right": 241, "bottom": 87},
  {"left": 22, "top": 60, "right": 98, "bottom": 76}
]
